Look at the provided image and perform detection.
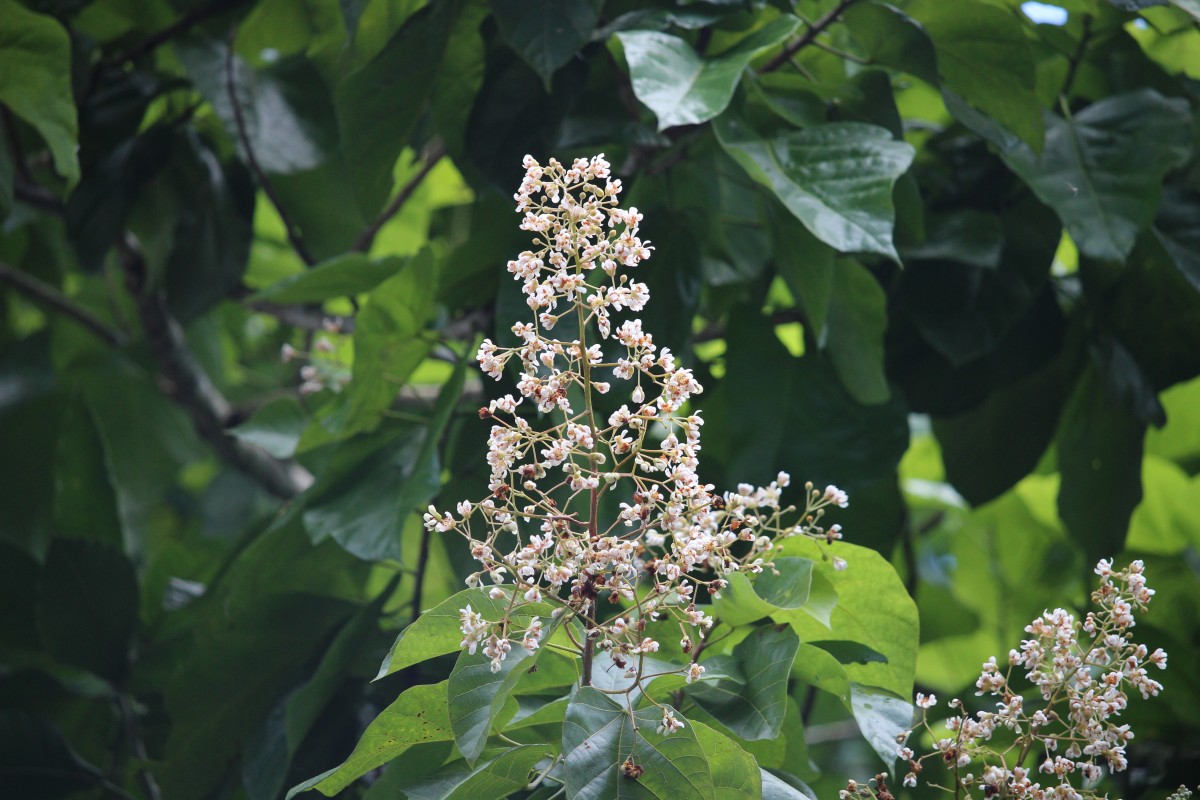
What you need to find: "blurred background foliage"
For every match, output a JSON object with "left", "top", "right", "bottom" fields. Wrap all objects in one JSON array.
[{"left": 0, "top": 0, "right": 1198, "bottom": 797}]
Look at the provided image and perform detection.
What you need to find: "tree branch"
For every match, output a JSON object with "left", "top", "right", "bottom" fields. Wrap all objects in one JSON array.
[
  {"left": 224, "top": 35, "right": 317, "bottom": 267},
  {"left": 105, "top": 0, "right": 254, "bottom": 66},
  {"left": 117, "top": 235, "right": 314, "bottom": 499},
  {"left": 0, "top": 261, "right": 129, "bottom": 347},
  {"left": 758, "top": 0, "right": 860, "bottom": 74},
  {"left": 1058, "top": 14, "right": 1093, "bottom": 101},
  {"left": 352, "top": 139, "right": 447, "bottom": 254}
]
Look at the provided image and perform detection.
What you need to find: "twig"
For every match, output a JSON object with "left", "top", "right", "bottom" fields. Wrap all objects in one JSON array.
[
  {"left": 1058, "top": 14, "right": 1093, "bottom": 100},
  {"left": 758, "top": 0, "right": 860, "bottom": 74},
  {"left": 104, "top": 0, "right": 253, "bottom": 66},
  {"left": 352, "top": 139, "right": 447, "bottom": 254},
  {"left": 0, "top": 261, "right": 129, "bottom": 347},
  {"left": 117, "top": 235, "right": 314, "bottom": 499},
  {"left": 223, "top": 34, "right": 317, "bottom": 267},
  {"left": 116, "top": 694, "right": 161, "bottom": 800}
]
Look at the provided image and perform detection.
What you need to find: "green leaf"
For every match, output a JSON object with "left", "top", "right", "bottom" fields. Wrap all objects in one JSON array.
[
  {"left": 177, "top": 40, "right": 336, "bottom": 176},
  {"left": 287, "top": 682, "right": 454, "bottom": 798},
  {"left": 232, "top": 396, "right": 309, "bottom": 460},
  {"left": 449, "top": 631, "right": 556, "bottom": 764},
  {"left": 690, "top": 626, "right": 800, "bottom": 741},
  {"left": 492, "top": 0, "right": 603, "bottom": 90},
  {"left": 562, "top": 687, "right": 714, "bottom": 800},
  {"left": 318, "top": 248, "right": 437, "bottom": 438},
  {"left": 824, "top": 260, "right": 890, "bottom": 405},
  {"left": 304, "top": 353, "right": 465, "bottom": 560},
  {"left": 0, "top": 0, "right": 78, "bottom": 183},
  {"left": 792, "top": 642, "right": 852, "bottom": 704},
  {"left": 35, "top": 538, "right": 138, "bottom": 681},
  {"left": 933, "top": 339, "right": 1081, "bottom": 506},
  {"left": 849, "top": 684, "right": 912, "bottom": 766},
  {"left": 1002, "top": 89, "right": 1192, "bottom": 262},
  {"left": 375, "top": 588, "right": 552, "bottom": 679},
  {"left": 760, "top": 770, "right": 817, "bottom": 800},
  {"left": 286, "top": 574, "right": 400, "bottom": 751},
  {"left": 336, "top": 1, "right": 459, "bottom": 214},
  {"left": 432, "top": 1, "right": 488, "bottom": 158},
  {"left": 692, "top": 721, "right": 761, "bottom": 800},
  {"left": 905, "top": 0, "right": 1044, "bottom": 151},
  {"left": 843, "top": 1, "right": 939, "bottom": 86},
  {"left": 404, "top": 745, "right": 550, "bottom": 799},
  {"left": 1056, "top": 363, "right": 1145, "bottom": 563},
  {"left": 250, "top": 253, "right": 403, "bottom": 304},
  {"left": 616, "top": 17, "right": 799, "bottom": 130},
  {"left": 775, "top": 222, "right": 834, "bottom": 338},
  {"left": 1082, "top": 226, "right": 1200, "bottom": 391},
  {"left": 780, "top": 542, "right": 918, "bottom": 699},
  {"left": 162, "top": 132, "right": 255, "bottom": 321},
  {"left": 712, "top": 558, "right": 815, "bottom": 627},
  {"left": 714, "top": 116, "right": 915, "bottom": 260}
]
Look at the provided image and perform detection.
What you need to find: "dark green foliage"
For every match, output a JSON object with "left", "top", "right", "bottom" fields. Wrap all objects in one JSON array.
[{"left": 1, "top": 0, "right": 1198, "bottom": 797}]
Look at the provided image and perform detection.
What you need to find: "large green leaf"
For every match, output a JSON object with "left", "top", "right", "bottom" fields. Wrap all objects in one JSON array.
[
  {"left": 403, "top": 744, "right": 550, "bottom": 799},
  {"left": 1003, "top": 89, "right": 1192, "bottom": 262},
  {"left": 712, "top": 558, "right": 816, "bottom": 628},
  {"left": 287, "top": 682, "right": 454, "bottom": 798},
  {"left": 824, "top": 260, "right": 890, "bottom": 405},
  {"left": 1082, "top": 227, "right": 1200, "bottom": 391},
  {"left": 616, "top": 16, "right": 798, "bottom": 130},
  {"left": 1056, "top": 364, "right": 1145, "bottom": 563},
  {"left": 251, "top": 254, "right": 402, "bottom": 304},
  {"left": 934, "top": 337, "right": 1082, "bottom": 506},
  {"left": 562, "top": 688, "right": 714, "bottom": 800},
  {"left": 0, "top": 0, "right": 78, "bottom": 183},
  {"left": 376, "top": 588, "right": 552, "bottom": 679},
  {"left": 714, "top": 116, "right": 915, "bottom": 260},
  {"left": 690, "top": 626, "right": 800, "bottom": 741},
  {"left": 843, "top": 1, "right": 939, "bottom": 85},
  {"left": 304, "top": 353, "right": 465, "bottom": 560},
  {"left": 177, "top": 41, "right": 335, "bottom": 176},
  {"left": 35, "top": 538, "right": 138, "bottom": 681},
  {"left": 849, "top": 684, "right": 912, "bottom": 766},
  {"left": 775, "top": 221, "right": 834, "bottom": 336},
  {"left": 692, "top": 721, "right": 761, "bottom": 800},
  {"left": 905, "top": 0, "right": 1044, "bottom": 151},
  {"left": 335, "top": 1, "right": 460, "bottom": 214},
  {"left": 317, "top": 248, "right": 437, "bottom": 439},
  {"left": 450, "top": 634, "right": 556, "bottom": 764},
  {"left": 791, "top": 643, "right": 851, "bottom": 705},
  {"left": 492, "top": 0, "right": 603, "bottom": 90},
  {"left": 779, "top": 541, "right": 918, "bottom": 699}
]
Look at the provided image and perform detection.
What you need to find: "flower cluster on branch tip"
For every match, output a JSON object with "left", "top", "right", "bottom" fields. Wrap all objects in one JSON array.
[
  {"left": 422, "top": 154, "right": 848, "bottom": 708},
  {"left": 846, "top": 560, "right": 1168, "bottom": 800}
]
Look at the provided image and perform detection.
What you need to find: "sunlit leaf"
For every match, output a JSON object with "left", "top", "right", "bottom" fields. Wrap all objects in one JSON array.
[
  {"left": 617, "top": 17, "right": 798, "bottom": 130},
  {"left": 714, "top": 116, "right": 914, "bottom": 260}
]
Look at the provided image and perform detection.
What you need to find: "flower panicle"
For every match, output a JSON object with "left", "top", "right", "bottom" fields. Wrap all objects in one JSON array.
[
  {"left": 848, "top": 560, "right": 1167, "bottom": 800},
  {"left": 424, "top": 154, "right": 847, "bottom": 694}
]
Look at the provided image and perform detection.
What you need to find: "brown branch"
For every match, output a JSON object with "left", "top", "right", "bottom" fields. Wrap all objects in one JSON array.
[
  {"left": 758, "top": 0, "right": 860, "bottom": 74},
  {"left": 117, "top": 235, "right": 314, "bottom": 499},
  {"left": 104, "top": 0, "right": 254, "bottom": 66},
  {"left": 0, "top": 261, "right": 129, "bottom": 347},
  {"left": 223, "top": 35, "right": 317, "bottom": 267},
  {"left": 352, "top": 139, "right": 447, "bottom": 254}
]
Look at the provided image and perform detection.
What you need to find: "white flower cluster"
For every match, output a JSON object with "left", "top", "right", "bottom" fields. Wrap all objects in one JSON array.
[
  {"left": 848, "top": 560, "right": 1167, "bottom": 800},
  {"left": 424, "top": 155, "right": 847, "bottom": 688}
]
